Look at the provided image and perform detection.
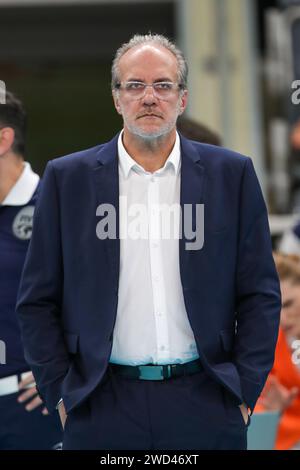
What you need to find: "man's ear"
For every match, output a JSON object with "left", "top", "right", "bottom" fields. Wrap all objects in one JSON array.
[
  {"left": 112, "top": 91, "right": 123, "bottom": 116},
  {"left": 178, "top": 90, "right": 188, "bottom": 115},
  {"left": 0, "top": 127, "right": 15, "bottom": 156}
]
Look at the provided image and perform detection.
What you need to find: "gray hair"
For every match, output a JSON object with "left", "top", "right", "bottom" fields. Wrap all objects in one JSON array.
[{"left": 111, "top": 33, "right": 188, "bottom": 91}]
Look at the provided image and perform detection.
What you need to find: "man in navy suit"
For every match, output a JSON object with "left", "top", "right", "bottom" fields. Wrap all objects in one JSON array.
[{"left": 16, "top": 34, "right": 281, "bottom": 450}]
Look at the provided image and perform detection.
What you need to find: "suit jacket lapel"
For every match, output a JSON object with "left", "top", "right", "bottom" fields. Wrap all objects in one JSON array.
[
  {"left": 93, "top": 134, "right": 120, "bottom": 293},
  {"left": 179, "top": 134, "right": 206, "bottom": 287}
]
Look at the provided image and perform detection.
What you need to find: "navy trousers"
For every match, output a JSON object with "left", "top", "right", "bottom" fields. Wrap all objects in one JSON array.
[
  {"left": 62, "top": 365, "right": 250, "bottom": 450},
  {"left": 0, "top": 391, "right": 62, "bottom": 450}
]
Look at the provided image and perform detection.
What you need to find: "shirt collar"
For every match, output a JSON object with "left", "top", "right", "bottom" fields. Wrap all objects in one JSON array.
[
  {"left": 118, "top": 130, "right": 181, "bottom": 179},
  {"left": 1, "top": 162, "right": 40, "bottom": 206}
]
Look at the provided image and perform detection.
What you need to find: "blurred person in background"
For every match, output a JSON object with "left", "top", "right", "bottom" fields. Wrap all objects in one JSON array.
[
  {"left": 278, "top": 121, "right": 300, "bottom": 254},
  {"left": 290, "top": 85, "right": 300, "bottom": 211},
  {"left": 255, "top": 252, "right": 300, "bottom": 450},
  {"left": 0, "top": 91, "right": 62, "bottom": 449},
  {"left": 279, "top": 221, "right": 300, "bottom": 255},
  {"left": 290, "top": 120, "right": 300, "bottom": 151},
  {"left": 177, "top": 115, "right": 222, "bottom": 146}
]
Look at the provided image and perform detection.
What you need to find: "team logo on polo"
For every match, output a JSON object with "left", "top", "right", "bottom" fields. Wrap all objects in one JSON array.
[{"left": 12, "top": 206, "right": 34, "bottom": 240}]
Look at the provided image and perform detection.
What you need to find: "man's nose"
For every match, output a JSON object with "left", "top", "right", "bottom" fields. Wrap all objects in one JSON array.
[{"left": 142, "top": 86, "right": 158, "bottom": 105}]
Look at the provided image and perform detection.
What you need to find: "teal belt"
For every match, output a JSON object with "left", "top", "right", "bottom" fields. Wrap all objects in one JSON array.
[{"left": 109, "top": 359, "right": 204, "bottom": 380}]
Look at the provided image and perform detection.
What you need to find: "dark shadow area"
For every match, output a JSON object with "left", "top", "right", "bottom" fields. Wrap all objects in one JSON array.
[{"left": 0, "top": 2, "right": 174, "bottom": 174}]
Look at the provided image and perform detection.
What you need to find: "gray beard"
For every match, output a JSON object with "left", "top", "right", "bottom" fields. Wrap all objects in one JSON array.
[{"left": 124, "top": 118, "right": 178, "bottom": 148}]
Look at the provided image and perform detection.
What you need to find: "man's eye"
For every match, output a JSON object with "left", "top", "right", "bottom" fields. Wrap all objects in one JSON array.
[
  {"left": 155, "top": 83, "right": 172, "bottom": 90},
  {"left": 126, "top": 83, "right": 144, "bottom": 90}
]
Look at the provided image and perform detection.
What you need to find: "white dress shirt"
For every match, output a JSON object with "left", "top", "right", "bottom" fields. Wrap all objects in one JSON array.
[{"left": 109, "top": 131, "right": 200, "bottom": 366}]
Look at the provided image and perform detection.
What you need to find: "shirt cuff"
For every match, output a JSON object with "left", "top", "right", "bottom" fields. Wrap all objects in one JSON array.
[{"left": 56, "top": 398, "right": 63, "bottom": 410}]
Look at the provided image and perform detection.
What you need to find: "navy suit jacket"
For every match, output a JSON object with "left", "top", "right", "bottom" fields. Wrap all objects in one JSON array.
[{"left": 16, "top": 132, "right": 281, "bottom": 415}]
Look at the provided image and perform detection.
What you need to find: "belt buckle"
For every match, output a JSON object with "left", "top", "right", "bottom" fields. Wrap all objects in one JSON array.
[
  {"left": 138, "top": 365, "right": 164, "bottom": 380},
  {"left": 163, "top": 364, "right": 176, "bottom": 379}
]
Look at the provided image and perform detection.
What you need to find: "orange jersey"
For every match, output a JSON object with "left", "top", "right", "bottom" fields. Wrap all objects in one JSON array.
[{"left": 255, "top": 328, "right": 300, "bottom": 450}]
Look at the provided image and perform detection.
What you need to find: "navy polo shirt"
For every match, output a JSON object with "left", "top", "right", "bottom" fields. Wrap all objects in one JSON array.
[{"left": 0, "top": 163, "right": 40, "bottom": 378}]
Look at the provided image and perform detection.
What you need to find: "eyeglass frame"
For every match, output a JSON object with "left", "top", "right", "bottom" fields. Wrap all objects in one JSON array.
[{"left": 114, "top": 80, "right": 185, "bottom": 101}]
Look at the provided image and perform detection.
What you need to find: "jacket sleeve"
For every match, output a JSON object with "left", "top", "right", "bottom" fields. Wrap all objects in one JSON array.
[
  {"left": 16, "top": 161, "right": 70, "bottom": 412},
  {"left": 234, "top": 157, "right": 281, "bottom": 414}
]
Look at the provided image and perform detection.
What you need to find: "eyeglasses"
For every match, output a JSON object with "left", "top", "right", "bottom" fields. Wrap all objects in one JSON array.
[{"left": 115, "top": 81, "right": 183, "bottom": 100}]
